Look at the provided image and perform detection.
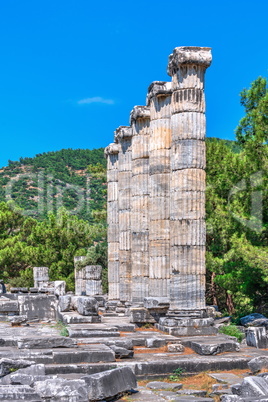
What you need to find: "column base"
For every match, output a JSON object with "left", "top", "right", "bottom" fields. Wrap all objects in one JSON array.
[{"left": 156, "top": 309, "right": 218, "bottom": 336}]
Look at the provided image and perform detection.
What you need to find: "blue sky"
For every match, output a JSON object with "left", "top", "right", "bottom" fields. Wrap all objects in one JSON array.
[{"left": 0, "top": 0, "right": 267, "bottom": 167}]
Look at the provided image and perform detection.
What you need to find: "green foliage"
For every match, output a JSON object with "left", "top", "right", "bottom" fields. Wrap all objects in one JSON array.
[
  {"left": 206, "top": 76, "right": 268, "bottom": 318},
  {"left": 218, "top": 325, "right": 244, "bottom": 343},
  {"left": 169, "top": 368, "right": 185, "bottom": 381},
  {"left": 0, "top": 148, "right": 107, "bottom": 222},
  {"left": 53, "top": 321, "right": 69, "bottom": 337},
  {"left": 236, "top": 77, "right": 268, "bottom": 147},
  {"left": 0, "top": 203, "right": 107, "bottom": 290}
]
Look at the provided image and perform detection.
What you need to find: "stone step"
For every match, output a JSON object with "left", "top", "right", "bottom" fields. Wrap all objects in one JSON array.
[
  {"left": 0, "top": 385, "right": 41, "bottom": 400},
  {"left": 17, "top": 336, "right": 77, "bottom": 349},
  {"left": 52, "top": 345, "right": 115, "bottom": 364},
  {"left": 44, "top": 355, "right": 250, "bottom": 378},
  {"left": 68, "top": 328, "right": 120, "bottom": 338},
  {"left": 181, "top": 336, "right": 240, "bottom": 355},
  {"left": 155, "top": 323, "right": 218, "bottom": 336},
  {"left": 58, "top": 311, "right": 101, "bottom": 324}
]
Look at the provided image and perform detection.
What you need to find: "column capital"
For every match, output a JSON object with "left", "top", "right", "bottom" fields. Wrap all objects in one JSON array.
[
  {"left": 167, "top": 46, "right": 212, "bottom": 76},
  {"left": 130, "top": 106, "right": 150, "bottom": 125},
  {"left": 114, "top": 126, "right": 133, "bottom": 142},
  {"left": 104, "top": 143, "right": 120, "bottom": 158},
  {"left": 147, "top": 81, "right": 172, "bottom": 104}
]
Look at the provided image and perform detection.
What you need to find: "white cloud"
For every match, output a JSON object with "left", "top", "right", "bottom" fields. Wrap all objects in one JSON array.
[{"left": 77, "top": 96, "right": 115, "bottom": 105}]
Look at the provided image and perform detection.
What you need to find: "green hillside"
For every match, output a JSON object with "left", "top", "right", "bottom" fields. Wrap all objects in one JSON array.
[{"left": 0, "top": 148, "right": 107, "bottom": 222}]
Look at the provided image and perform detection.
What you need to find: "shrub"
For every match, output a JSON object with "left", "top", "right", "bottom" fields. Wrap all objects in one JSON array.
[{"left": 218, "top": 324, "right": 244, "bottom": 342}]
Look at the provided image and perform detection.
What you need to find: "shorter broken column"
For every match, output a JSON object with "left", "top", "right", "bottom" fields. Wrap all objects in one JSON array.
[
  {"left": 74, "top": 257, "right": 102, "bottom": 296},
  {"left": 33, "top": 267, "right": 49, "bottom": 288}
]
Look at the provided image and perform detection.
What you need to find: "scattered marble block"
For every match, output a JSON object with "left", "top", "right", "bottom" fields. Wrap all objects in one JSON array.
[
  {"left": 248, "top": 356, "right": 268, "bottom": 373},
  {"left": 0, "top": 384, "right": 42, "bottom": 401},
  {"left": 145, "top": 338, "right": 166, "bottom": 348},
  {"left": 76, "top": 296, "right": 99, "bottom": 316},
  {"left": 54, "top": 280, "right": 66, "bottom": 297},
  {"left": 17, "top": 336, "right": 77, "bottom": 349},
  {"left": 146, "top": 381, "right": 182, "bottom": 390},
  {"left": 167, "top": 343, "right": 185, "bottom": 352},
  {"left": 246, "top": 327, "right": 268, "bottom": 348},
  {"left": 34, "top": 377, "right": 87, "bottom": 401},
  {"left": 129, "top": 307, "right": 156, "bottom": 324},
  {"left": 82, "top": 367, "right": 137, "bottom": 401}
]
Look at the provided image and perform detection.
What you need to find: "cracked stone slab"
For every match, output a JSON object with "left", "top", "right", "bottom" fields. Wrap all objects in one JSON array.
[
  {"left": 146, "top": 381, "right": 182, "bottom": 390},
  {"left": 208, "top": 372, "right": 244, "bottom": 385}
]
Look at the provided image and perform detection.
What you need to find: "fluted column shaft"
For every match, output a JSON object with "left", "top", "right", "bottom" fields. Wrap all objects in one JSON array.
[
  {"left": 105, "top": 143, "right": 120, "bottom": 300},
  {"left": 168, "top": 47, "right": 212, "bottom": 312},
  {"left": 115, "top": 126, "right": 133, "bottom": 303},
  {"left": 130, "top": 106, "right": 150, "bottom": 303},
  {"left": 148, "top": 82, "right": 172, "bottom": 298}
]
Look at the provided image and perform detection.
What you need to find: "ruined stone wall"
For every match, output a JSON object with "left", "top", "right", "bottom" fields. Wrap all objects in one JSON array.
[{"left": 105, "top": 46, "right": 212, "bottom": 313}]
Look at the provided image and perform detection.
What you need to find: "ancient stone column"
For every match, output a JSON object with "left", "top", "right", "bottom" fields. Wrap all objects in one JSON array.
[
  {"left": 130, "top": 106, "right": 150, "bottom": 303},
  {"left": 74, "top": 256, "right": 103, "bottom": 296},
  {"left": 147, "top": 82, "right": 172, "bottom": 298},
  {"left": 105, "top": 143, "right": 120, "bottom": 300},
  {"left": 33, "top": 267, "right": 49, "bottom": 288},
  {"left": 115, "top": 126, "right": 133, "bottom": 303},
  {"left": 168, "top": 46, "right": 212, "bottom": 315}
]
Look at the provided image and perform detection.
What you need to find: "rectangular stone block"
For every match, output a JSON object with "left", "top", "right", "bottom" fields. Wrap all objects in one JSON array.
[
  {"left": 246, "top": 327, "right": 268, "bottom": 349},
  {"left": 82, "top": 367, "right": 137, "bottom": 401},
  {"left": 33, "top": 267, "right": 49, "bottom": 288},
  {"left": 18, "top": 295, "right": 56, "bottom": 320}
]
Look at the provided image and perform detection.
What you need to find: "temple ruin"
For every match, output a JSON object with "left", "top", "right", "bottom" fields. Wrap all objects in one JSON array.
[{"left": 105, "top": 46, "right": 212, "bottom": 334}]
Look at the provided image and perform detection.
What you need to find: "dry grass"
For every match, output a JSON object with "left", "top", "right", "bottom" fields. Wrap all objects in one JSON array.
[{"left": 138, "top": 368, "right": 250, "bottom": 393}]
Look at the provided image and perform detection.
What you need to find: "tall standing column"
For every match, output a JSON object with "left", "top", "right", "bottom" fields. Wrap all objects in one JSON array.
[
  {"left": 130, "top": 106, "right": 150, "bottom": 303},
  {"left": 105, "top": 143, "right": 120, "bottom": 300},
  {"left": 147, "top": 82, "right": 172, "bottom": 298},
  {"left": 115, "top": 126, "right": 133, "bottom": 303},
  {"left": 168, "top": 47, "right": 212, "bottom": 315}
]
